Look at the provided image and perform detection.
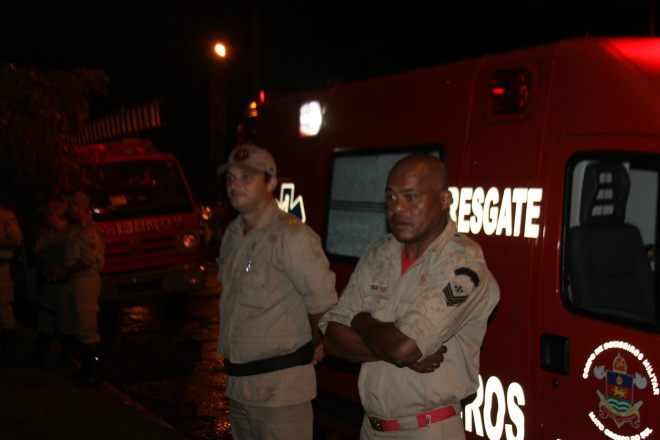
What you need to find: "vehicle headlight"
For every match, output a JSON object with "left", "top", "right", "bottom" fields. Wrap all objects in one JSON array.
[{"left": 182, "top": 232, "right": 197, "bottom": 249}]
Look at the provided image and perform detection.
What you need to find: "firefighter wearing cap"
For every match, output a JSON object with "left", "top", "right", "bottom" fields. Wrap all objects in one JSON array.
[
  {"left": 31, "top": 198, "right": 73, "bottom": 367},
  {"left": 52, "top": 190, "right": 104, "bottom": 384},
  {"left": 216, "top": 145, "right": 338, "bottom": 440},
  {"left": 0, "top": 204, "right": 22, "bottom": 364},
  {"left": 320, "top": 154, "right": 500, "bottom": 439}
]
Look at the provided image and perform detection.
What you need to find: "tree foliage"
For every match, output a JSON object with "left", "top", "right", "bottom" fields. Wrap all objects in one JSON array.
[{"left": 0, "top": 63, "right": 108, "bottom": 225}]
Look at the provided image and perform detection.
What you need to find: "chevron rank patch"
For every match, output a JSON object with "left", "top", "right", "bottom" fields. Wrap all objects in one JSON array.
[{"left": 443, "top": 267, "right": 480, "bottom": 307}]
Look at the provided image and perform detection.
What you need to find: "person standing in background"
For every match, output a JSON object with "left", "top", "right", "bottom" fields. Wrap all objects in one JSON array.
[
  {"left": 31, "top": 198, "right": 73, "bottom": 368},
  {"left": 52, "top": 190, "right": 104, "bottom": 385},
  {"left": 0, "top": 199, "right": 22, "bottom": 365}
]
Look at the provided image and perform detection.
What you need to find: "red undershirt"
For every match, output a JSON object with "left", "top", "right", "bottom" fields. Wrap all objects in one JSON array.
[{"left": 401, "top": 248, "right": 417, "bottom": 274}]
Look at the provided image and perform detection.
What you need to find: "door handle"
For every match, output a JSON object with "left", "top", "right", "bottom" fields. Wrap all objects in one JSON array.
[{"left": 540, "top": 333, "right": 570, "bottom": 375}]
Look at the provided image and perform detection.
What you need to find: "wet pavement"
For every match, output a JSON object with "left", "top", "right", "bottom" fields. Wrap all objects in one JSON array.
[
  {"left": 100, "top": 262, "right": 232, "bottom": 440},
  {"left": 11, "top": 261, "right": 353, "bottom": 440},
  {"left": 0, "top": 324, "right": 188, "bottom": 440}
]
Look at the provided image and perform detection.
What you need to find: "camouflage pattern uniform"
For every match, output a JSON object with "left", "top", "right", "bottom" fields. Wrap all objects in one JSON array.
[{"left": 320, "top": 221, "right": 500, "bottom": 439}]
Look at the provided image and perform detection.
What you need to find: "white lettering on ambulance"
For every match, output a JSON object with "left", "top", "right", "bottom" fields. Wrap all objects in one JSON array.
[
  {"left": 600, "top": 427, "right": 654, "bottom": 440},
  {"left": 449, "top": 187, "right": 542, "bottom": 238},
  {"left": 506, "top": 382, "right": 525, "bottom": 440},
  {"left": 589, "top": 411, "right": 653, "bottom": 440},
  {"left": 590, "top": 411, "right": 606, "bottom": 431},
  {"left": 484, "top": 376, "right": 507, "bottom": 439},
  {"left": 496, "top": 188, "right": 513, "bottom": 236},
  {"left": 642, "top": 359, "right": 659, "bottom": 395},
  {"left": 483, "top": 187, "right": 500, "bottom": 236},
  {"left": 464, "top": 375, "right": 525, "bottom": 440},
  {"left": 278, "top": 183, "right": 307, "bottom": 223}
]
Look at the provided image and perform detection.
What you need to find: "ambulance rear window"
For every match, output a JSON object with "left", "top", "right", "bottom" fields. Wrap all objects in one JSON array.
[
  {"left": 324, "top": 145, "right": 445, "bottom": 262},
  {"left": 563, "top": 154, "right": 659, "bottom": 332}
]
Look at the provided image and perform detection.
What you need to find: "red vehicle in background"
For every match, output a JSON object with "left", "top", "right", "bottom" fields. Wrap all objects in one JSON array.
[
  {"left": 239, "top": 37, "right": 660, "bottom": 440},
  {"left": 80, "top": 139, "right": 205, "bottom": 304}
]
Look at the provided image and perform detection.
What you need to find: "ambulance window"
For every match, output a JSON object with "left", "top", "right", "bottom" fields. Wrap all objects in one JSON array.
[
  {"left": 563, "top": 155, "right": 659, "bottom": 331},
  {"left": 324, "top": 145, "right": 445, "bottom": 262}
]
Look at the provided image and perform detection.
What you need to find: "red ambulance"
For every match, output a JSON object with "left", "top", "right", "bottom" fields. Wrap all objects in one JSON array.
[{"left": 239, "top": 37, "right": 660, "bottom": 439}]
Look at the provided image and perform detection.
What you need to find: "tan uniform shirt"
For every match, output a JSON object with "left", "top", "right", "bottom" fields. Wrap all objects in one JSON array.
[
  {"left": 65, "top": 217, "right": 104, "bottom": 276},
  {"left": 34, "top": 226, "right": 70, "bottom": 273},
  {"left": 216, "top": 199, "right": 337, "bottom": 407},
  {"left": 319, "top": 221, "right": 500, "bottom": 419}
]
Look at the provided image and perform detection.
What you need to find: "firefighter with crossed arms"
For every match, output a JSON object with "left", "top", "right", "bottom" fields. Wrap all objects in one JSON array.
[{"left": 321, "top": 154, "right": 500, "bottom": 439}]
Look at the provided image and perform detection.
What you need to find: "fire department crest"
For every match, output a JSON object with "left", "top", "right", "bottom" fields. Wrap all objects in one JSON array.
[{"left": 593, "top": 352, "right": 647, "bottom": 429}]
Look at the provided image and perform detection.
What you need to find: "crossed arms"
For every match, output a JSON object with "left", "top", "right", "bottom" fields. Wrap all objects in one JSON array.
[{"left": 324, "top": 312, "right": 446, "bottom": 373}]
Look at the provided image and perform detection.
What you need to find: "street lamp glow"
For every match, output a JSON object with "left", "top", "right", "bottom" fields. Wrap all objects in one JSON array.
[{"left": 214, "top": 43, "right": 226, "bottom": 57}]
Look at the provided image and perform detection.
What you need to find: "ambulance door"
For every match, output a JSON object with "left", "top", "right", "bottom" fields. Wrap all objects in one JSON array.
[
  {"left": 461, "top": 55, "right": 550, "bottom": 440},
  {"left": 538, "top": 140, "right": 660, "bottom": 439}
]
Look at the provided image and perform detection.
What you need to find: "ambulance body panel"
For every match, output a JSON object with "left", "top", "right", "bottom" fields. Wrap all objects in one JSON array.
[{"left": 246, "top": 38, "right": 660, "bottom": 439}]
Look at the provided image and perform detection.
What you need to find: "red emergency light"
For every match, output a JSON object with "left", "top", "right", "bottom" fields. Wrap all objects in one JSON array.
[{"left": 490, "top": 68, "right": 531, "bottom": 114}]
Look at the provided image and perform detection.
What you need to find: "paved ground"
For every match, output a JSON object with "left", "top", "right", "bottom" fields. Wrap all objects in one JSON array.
[{"left": 0, "top": 323, "right": 188, "bottom": 440}]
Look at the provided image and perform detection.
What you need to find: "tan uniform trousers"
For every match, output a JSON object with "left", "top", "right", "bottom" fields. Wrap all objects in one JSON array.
[
  {"left": 68, "top": 273, "right": 101, "bottom": 345},
  {"left": 228, "top": 399, "right": 313, "bottom": 440},
  {"left": 360, "top": 413, "right": 465, "bottom": 440},
  {"left": 37, "top": 283, "right": 72, "bottom": 335},
  {"left": 0, "top": 263, "right": 15, "bottom": 329}
]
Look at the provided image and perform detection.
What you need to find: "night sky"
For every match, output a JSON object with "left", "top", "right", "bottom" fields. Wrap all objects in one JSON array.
[{"left": 1, "top": 0, "right": 657, "bottom": 198}]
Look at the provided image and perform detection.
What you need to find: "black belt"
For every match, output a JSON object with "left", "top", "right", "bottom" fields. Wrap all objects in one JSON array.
[{"left": 224, "top": 341, "right": 314, "bottom": 377}]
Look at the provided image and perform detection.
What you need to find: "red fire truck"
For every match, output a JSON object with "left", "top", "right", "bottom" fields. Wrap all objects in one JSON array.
[
  {"left": 80, "top": 139, "right": 205, "bottom": 304},
  {"left": 241, "top": 37, "right": 660, "bottom": 439},
  {"left": 64, "top": 102, "right": 205, "bottom": 305}
]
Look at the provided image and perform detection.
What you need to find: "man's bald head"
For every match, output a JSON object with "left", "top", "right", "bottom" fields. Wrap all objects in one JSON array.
[{"left": 389, "top": 153, "right": 449, "bottom": 193}]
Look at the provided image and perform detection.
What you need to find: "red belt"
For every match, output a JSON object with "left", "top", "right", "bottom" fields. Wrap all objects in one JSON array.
[{"left": 368, "top": 405, "right": 457, "bottom": 431}]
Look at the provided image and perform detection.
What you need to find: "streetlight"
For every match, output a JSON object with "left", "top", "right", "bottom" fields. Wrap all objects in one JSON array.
[
  {"left": 214, "top": 43, "right": 226, "bottom": 58},
  {"left": 209, "top": 42, "right": 228, "bottom": 168}
]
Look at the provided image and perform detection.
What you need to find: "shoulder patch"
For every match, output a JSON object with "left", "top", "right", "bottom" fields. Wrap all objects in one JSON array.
[
  {"left": 443, "top": 267, "right": 480, "bottom": 306},
  {"left": 454, "top": 267, "right": 480, "bottom": 287}
]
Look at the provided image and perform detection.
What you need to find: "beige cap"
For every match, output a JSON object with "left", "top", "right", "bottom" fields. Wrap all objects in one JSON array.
[{"left": 217, "top": 145, "right": 277, "bottom": 177}]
